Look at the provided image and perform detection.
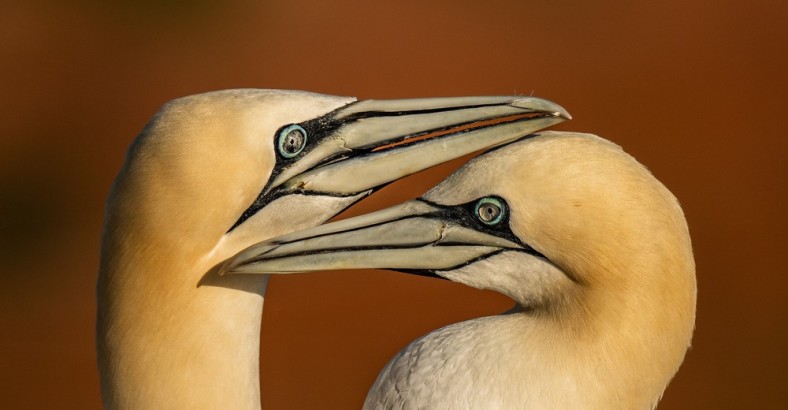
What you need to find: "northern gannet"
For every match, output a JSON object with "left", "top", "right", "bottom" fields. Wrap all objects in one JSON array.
[
  {"left": 225, "top": 131, "right": 696, "bottom": 409},
  {"left": 97, "top": 89, "right": 568, "bottom": 408}
]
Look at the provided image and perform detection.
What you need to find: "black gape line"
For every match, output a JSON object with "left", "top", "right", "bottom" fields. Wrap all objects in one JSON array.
[
  {"left": 239, "top": 196, "right": 547, "bottom": 280},
  {"left": 227, "top": 100, "right": 556, "bottom": 233},
  {"left": 404, "top": 197, "right": 547, "bottom": 277},
  {"left": 397, "top": 250, "right": 509, "bottom": 281},
  {"left": 227, "top": 103, "right": 356, "bottom": 233},
  {"left": 417, "top": 197, "right": 520, "bottom": 242}
]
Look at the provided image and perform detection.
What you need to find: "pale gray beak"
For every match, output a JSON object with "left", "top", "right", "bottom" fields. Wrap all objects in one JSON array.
[
  {"left": 232, "top": 96, "right": 568, "bottom": 230},
  {"left": 221, "top": 198, "right": 540, "bottom": 276},
  {"left": 271, "top": 96, "right": 569, "bottom": 194}
]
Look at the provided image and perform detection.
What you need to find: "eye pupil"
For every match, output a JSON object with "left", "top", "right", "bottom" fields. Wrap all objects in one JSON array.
[
  {"left": 474, "top": 197, "right": 506, "bottom": 225},
  {"left": 284, "top": 131, "right": 303, "bottom": 153},
  {"left": 277, "top": 125, "right": 307, "bottom": 158},
  {"left": 479, "top": 203, "right": 500, "bottom": 222}
]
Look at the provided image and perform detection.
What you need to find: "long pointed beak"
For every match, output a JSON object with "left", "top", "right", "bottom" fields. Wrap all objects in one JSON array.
[
  {"left": 270, "top": 96, "right": 569, "bottom": 196},
  {"left": 221, "top": 199, "right": 528, "bottom": 275},
  {"left": 231, "top": 96, "right": 568, "bottom": 231}
]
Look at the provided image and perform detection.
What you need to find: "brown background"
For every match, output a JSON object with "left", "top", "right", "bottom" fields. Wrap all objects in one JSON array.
[{"left": 1, "top": 0, "right": 786, "bottom": 408}]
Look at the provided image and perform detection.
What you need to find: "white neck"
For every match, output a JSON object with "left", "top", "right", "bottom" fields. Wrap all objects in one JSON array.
[
  {"left": 366, "top": 307, "right": 682, "bottom": 410},
  {"left": 367, "top": 257, "right": 694, "bottom": 410}
]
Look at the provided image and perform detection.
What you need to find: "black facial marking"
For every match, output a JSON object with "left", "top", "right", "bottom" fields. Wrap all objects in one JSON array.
[
  {"left": 228, "top": 101, "right": 555, "bottom": 233},
  {"left": 417, "top": 197, "right": 520, "bottom": 244},
  {"left": 236, "top": 195, "right": 548, "bottom": 280},
  {"left": 228, "top": 104, "right": 359, "bottom": 232},
  {"left": 407, "top": 197, "right": 546, "bottom": 275}
]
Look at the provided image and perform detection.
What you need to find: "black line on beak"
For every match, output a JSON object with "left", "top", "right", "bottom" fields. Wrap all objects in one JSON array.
[{"left": 228, "top": 101, "right": 559, "bottom": 233}]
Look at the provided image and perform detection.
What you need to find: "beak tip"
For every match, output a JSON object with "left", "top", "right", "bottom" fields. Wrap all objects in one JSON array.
[
  {"left": 548, "top": 103, "right": 572, "bottom": 121},
  {"left": 510, "top": 97, "right": 571, "bottom": 121}
]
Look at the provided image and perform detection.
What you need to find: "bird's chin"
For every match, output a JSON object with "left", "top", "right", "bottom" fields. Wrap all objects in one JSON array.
[{"left": 436, "top": 250, "right": 570, "bottom": 309}]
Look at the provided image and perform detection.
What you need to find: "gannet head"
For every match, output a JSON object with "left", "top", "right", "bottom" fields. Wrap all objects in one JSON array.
[
  {"left": 102, "top": 89, "right": 569, "bottom": 269},
  {"left": 224, "top": 131, "right": 696, "bottom": 406}
]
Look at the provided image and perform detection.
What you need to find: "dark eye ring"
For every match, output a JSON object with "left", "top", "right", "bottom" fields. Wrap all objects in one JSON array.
[
  {"left": 474, "top": 197, "right": 506, "bottom": 225},
  {"left": 277, "top": 124, "right": 307, "bottom": 158}
]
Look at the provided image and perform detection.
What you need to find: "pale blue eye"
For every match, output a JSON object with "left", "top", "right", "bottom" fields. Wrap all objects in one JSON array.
[
  {"left": 277, "top": 125, "right": 307, "bottom": 158},
  {"left": 475, "top": 197, "right": 506, "bottom": 225}
]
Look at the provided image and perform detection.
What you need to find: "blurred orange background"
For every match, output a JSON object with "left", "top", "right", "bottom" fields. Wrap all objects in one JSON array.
[{"left": 1, "top": 0, "right": 786, "bottom": 408}]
